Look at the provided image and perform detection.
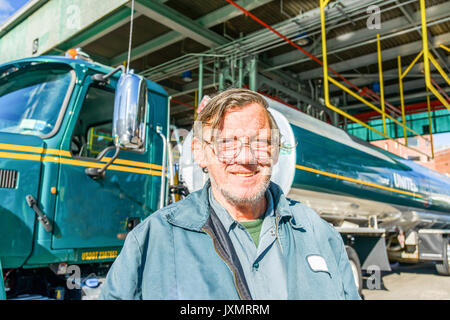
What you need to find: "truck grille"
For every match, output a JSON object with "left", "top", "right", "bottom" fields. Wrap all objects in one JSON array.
[{"left": 0, "top": 169, "right": 18, "bottom": 189}]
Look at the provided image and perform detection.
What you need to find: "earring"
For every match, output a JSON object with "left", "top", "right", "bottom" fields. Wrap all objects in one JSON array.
[{"left": 202, "top": 167, "right": 209, "bottom": 174}]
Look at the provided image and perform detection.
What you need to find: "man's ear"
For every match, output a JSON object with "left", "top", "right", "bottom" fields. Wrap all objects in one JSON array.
[{"left": 192, "top": 136, "right": 208, "bottom": 169}]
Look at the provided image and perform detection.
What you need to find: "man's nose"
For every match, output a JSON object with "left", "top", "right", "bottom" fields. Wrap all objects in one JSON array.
[{"left": 234, "top": 142, "right": 257, "bottom": 165}]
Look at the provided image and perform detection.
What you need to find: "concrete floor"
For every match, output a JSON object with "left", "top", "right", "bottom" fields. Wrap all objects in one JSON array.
[{"left": 362, "top": 262, "right": 450, "bottom": 300}]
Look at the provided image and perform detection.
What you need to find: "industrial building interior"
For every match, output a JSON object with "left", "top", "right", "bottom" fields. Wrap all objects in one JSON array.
[
  {"left": 1, "top": 0, "right": 450, "bottom": 301},
  {"left": 1, "top": 0, "right": 449, "bottom": 163}
]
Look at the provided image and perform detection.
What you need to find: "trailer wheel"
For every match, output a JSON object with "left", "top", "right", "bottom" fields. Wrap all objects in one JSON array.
[
  {"left": 345, "top": 246, "right": 363, "bottom": 297},
  {"left": 435, "top": 237, "right": 450, "bottom": 276}
]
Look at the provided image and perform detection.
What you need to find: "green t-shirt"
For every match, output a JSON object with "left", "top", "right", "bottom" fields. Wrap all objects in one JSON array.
[{"left": 240, "top": 218, "right": 264, "bottom": 247}]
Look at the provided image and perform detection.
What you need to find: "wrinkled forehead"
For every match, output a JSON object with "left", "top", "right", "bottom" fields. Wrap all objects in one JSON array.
[
  {"left": 202, "top": 118, "right": 272, "bottom": 141},
  {"left": 213, "top": 127, "right": 272, "bottom": 139},
  {"left": 216, "top": 104, "right": 271, "bottom": 137}
]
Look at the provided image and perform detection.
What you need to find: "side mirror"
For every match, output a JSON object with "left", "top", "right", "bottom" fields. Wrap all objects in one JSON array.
[
  {"left": 85, "top": 69, "right": 147, "bottom": 180},
  {"left": 113, "top": 71, "right": 147, "bottom": 150}
]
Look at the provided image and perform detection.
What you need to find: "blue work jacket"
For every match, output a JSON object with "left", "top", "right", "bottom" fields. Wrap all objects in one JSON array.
[{"left": 100, "top": 181, "right": 361, "bottom": 300}]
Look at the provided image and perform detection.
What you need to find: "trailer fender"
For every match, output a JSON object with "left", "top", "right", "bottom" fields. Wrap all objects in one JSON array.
[
  {"left": 338, "top": 228, "right": 391, "bottom": 272},
  {"left": 418, "top": 230, "right": 449, "bottom": 262}
]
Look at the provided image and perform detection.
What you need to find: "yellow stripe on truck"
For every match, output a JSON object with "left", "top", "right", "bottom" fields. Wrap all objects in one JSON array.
[
  {"left": 0, "top": 143, "right": 44, "bottom": 154},
  {"left": 0, "top": 151, "right": 42, "bottom": 161},
  {"left": 42, "top": 156, "right": 163, "bottom": 176},
  {"left": 295, "top": 164, "right": 422, "bottom": 198},
  {"left": 0, "top": 143, "right": 163, "bottom": 175},
  {"left": 101, "top": 157, "right": 163, "bottom": 171},
  {"left": 0, "top": 150, "right": 162, "bottom": 177}
]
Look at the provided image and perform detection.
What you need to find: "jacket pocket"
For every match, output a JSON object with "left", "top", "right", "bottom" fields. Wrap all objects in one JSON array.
[{"left": 306, "top": 254, "right": 332, "bottom": 278}]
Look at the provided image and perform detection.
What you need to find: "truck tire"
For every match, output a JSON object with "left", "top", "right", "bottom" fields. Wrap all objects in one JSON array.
[
  {"left": 435, "top": 237, "right": 450, "bottom": 276},
  {"left": 345, "top": 246, "right": 363, "bottom": 297}
]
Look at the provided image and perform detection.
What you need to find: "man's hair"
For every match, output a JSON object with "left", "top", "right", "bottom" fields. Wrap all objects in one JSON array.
[{"left": 193, "top": 88, "right": 280, "bottom": 145}]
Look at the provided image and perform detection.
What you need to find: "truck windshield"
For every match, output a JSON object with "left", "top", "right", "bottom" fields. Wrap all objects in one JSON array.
[{"left": 0, "top": 63, "right": 74, "bottom": 137}]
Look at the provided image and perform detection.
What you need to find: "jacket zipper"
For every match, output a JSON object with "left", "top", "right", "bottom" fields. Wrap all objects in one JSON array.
[{"left": 201, "top": 227, "right": 245, "bottom": 300}]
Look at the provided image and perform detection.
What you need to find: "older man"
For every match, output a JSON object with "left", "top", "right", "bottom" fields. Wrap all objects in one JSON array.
[{"left": 100, "top": 88, "right": 360, "bottom": 300}]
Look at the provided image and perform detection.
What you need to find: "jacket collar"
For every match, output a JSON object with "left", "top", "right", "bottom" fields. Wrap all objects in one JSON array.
[{"left": 164, "top": 180, "right": 296, "bottom": 232}]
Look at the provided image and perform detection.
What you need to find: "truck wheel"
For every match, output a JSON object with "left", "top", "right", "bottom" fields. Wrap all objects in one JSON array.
[
  {"left": 345, "top": 246, "right": 363, "bottom": 297},
  {"left": 435, "top": 237, "right": 450, "bottom": 276}
]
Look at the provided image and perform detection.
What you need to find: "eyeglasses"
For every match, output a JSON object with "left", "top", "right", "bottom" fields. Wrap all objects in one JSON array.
[{"left": 203, "top": 136, "right": 275, "bottom": 163}]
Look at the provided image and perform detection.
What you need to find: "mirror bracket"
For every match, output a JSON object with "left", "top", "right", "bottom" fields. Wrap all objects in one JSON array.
[
  {"left": 85, "top": 146, "right": 121, "bottom": 180},
  {"left": 92, "top": 65, "right": 126, "bottom": 84}
]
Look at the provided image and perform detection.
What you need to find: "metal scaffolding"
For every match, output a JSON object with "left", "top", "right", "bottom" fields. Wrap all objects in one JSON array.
[{"left": 320, "top": 0, "right": 448, "bottom": 159}]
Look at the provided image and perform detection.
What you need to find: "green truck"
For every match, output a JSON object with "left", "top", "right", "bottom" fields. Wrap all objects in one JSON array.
[
  {"left": 0, "top": 54, "right": 169, "bottom": 299},
  {"left": 1, "top": 53, "right": 449, "bottom": 300}
]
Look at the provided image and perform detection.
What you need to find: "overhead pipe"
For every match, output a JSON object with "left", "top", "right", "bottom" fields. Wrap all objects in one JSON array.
[
  {"left": 223, "top": 0, "right": 405, "bottom": 56},
  {"left": 141, "top": 0, "right": 439, "bottom": 87},
  {"left": 147, "top": 0, "right": 442, "bottom": 81},
  {"left": 140, "top": 0, "right": 403, "bottom": 80},
  {"left": 223, "top": 0, "right": 392, "bottom": 110}
]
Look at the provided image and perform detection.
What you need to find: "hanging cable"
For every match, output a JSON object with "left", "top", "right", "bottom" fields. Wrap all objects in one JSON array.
[{"left": 126, "top": 0, "right": 135, "bottom": 73}]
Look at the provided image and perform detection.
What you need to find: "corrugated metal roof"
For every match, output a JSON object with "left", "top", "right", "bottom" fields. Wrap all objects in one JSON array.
[
  {"left": 165, "top": 0, "right": 228, "bottom": 20},
  {"left": 131, "top": 38, "right": 209, "bottom": 73},
  {"left": 4, "top": 0, "right": 446, "bottom": 127},
  {"left": 429, "top": 21, "right": 450, "bottom": 36},
  {"left": 84, "top": 15, "right": 172, "bottom": 59},
  {"left": 210, "top": 0, "right": 319, "bottom": 39}
]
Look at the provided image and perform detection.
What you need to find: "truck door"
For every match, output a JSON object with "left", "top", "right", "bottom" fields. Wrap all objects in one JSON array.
[
  {"left": 0, "top": 134, "right": 43, "bottom": 267},
  {"left": 51, "top": 76, "right": 160, "bottom": 249}
]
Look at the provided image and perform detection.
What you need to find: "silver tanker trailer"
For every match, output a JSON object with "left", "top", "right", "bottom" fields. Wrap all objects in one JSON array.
[{"left": 177, "top": 96, "right": 450, "bottom": 295}]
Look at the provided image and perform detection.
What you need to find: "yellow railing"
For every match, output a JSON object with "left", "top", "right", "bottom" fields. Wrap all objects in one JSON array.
[
  {"left": 420, "top": 0, "right": 450, "bottom": 112},
  {"left": 320, "top": 0, "right": 433, "bottom": 158},
  {"left": 398, "top": 52, "right": 436, "bottom": 158},
  {"left": 88, "top": 127, "right": 113, "bottom": 155},
  {"left": 396, "top": 0, "right": 450, "bottom": 158}
]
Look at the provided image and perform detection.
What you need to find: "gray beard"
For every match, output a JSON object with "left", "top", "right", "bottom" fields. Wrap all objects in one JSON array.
[{"left": 209, "top": 169, "right": 272, "bottom": 206}]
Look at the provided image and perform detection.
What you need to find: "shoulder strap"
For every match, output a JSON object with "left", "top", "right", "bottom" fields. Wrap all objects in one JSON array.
[{"left": 203, "top": 206, "right": 253, "bottom": 300}]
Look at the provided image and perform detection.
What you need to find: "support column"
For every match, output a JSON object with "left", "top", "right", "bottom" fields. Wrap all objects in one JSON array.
[
  {"left": 218, "top": 71, "right": 225, "bottom": 91},
  {"left": 197, "top": 56, "right": 204, "bottom": 105},
  {"left": 238, "top": 58, "right": 244, "bottom": 88},
  {"left": 249, "top": 57, "right": 258, "bottom": 91},
  {"left": 377, "top": 34, "right": 387, "bottom": 136}
]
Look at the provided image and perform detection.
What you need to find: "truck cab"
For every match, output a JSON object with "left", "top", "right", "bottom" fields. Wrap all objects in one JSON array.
[{"left": 0, "top": 55, "right": 169, "bottom": 299}]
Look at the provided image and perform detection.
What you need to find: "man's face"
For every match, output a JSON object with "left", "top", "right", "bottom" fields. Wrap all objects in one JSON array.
[{"left": 194, "top": 103, "right": 277, "bottom": 205}]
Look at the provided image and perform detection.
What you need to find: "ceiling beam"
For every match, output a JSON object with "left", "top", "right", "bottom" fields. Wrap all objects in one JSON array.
[
  {"left": 111, "top": 0, "right": 273, "bottom": 66},
  {"left": 133, "top": 0, "right": 227, "bottom": 48},
  {"left": 295, "top": 32, "right": 450, "bottom": 81}
]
